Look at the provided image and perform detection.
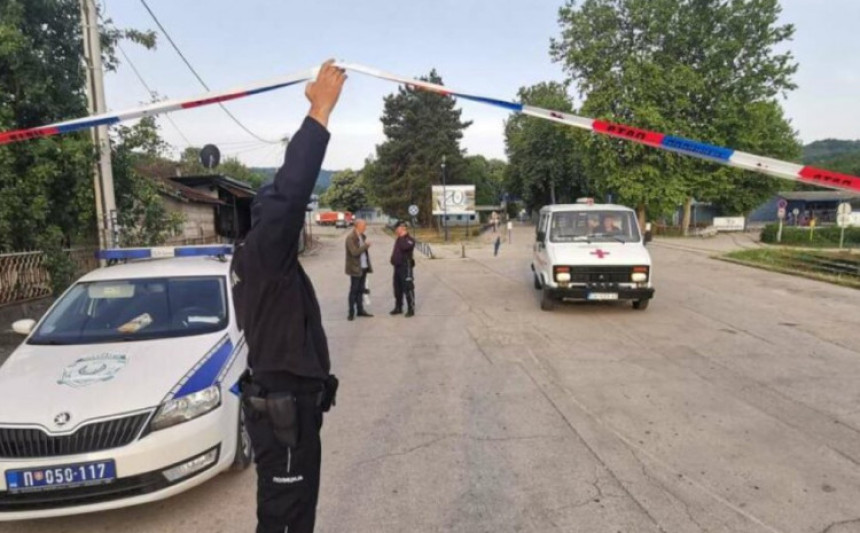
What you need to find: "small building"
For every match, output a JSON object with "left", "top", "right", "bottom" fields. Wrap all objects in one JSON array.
[
  {"left": 749, "top": 191, "right": 860, "bottom": 225},
  {"left": 168, "top": 175, "right": 257, "bottom": 240},
  {"left": 155, "top": 178, "right": 225, "bottom": 245}
]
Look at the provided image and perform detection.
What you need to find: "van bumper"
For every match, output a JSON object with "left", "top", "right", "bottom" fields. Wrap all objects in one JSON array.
[{"left": 548, "top": 286, "right": 655, "bottom": 301}]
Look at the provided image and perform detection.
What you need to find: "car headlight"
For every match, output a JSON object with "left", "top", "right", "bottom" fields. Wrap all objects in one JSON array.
[
  {"left": 631, "top": 267, "right": 649, "bottom": 283},
  {"left": 150, "top": 385, "right": 221, "bottom": 431}
]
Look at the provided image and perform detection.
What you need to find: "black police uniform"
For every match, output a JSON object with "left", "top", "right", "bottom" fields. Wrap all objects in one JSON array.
[
  {"left": 390, "top": 231, "right": 416, "bottom": 315},
  {"left": 231, "top": 116, "right": 336, "bottom": 533}
]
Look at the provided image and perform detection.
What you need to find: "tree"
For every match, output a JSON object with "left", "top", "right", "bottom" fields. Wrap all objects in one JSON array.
[
  {"left": 111, "top": 117, "right": 183, "bottom": 247},
  {"left": 320, "top": 169, "right": 369, "bottom": 212},
  {"left": 551, "top": 0, "right": 801, "bottom": 228},
  {"left": 462, "top": 155, "right": 507, "bottom": 207},
  {"left": 363, "top": 70, "right": 471, "bottom": 223},
  {"left": 178, "top": 146, "right": 269, "bottom": 188},
  {"left": 504, "top": 82, "right": 587, "bottom": 211}
]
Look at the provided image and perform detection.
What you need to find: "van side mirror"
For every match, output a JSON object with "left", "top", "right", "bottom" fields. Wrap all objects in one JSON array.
[
  {"left": 536, "top": 231, "right": 546, "bottom": 243},
  {"left": 12, "top": 319, "right": 36, "bottom": 336},
  {"left": 643, "top": 223, "right": 653, "bottom": 244}
]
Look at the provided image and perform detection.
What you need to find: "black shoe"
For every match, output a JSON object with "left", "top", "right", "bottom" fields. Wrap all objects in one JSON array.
[
  {"left": 357, "top": 311, "right": 374, "bottom": 318},
  {"left": 405, "top": 309, "right": 414, "bottom": 318},
  {"left": 390, "top": 308, "right": 403, "bottom": 315},
  {"left": 348, "top": 313, "right": 355, "bottom": 321}
]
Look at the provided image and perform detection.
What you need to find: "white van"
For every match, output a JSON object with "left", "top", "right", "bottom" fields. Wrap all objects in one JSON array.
[{"left": 531, "top": 200, "right": 655, "bottom": 311}]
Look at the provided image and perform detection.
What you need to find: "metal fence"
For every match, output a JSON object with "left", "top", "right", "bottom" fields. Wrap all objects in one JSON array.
[
  {"left": 0, "top": 248, "right": 98, "bottom": 307},
  {"left": 415, "top": 241, "right": 434, "bottom": 259}
]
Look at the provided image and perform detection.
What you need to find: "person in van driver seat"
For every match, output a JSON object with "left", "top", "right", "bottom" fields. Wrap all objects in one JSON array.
[
  {"left": 230, "top": 60, "right": 344, "bottom": 533},
  {"left": 601, "top": 214, "right": 623, "bottom": 235}
]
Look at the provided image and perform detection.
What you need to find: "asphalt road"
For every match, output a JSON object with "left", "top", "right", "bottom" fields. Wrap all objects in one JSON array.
[{"left": 3, "top": 225, "right": 860, "bottom": 532}]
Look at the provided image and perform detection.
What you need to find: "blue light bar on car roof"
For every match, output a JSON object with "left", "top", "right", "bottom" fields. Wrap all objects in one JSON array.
[{"left": 96, "top": 245, "right": 233, "bottom": 261}]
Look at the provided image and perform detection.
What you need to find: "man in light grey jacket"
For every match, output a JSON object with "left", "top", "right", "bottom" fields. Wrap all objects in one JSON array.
[{"left": 345, "top": 219, "right": 373, "bottom": 320}]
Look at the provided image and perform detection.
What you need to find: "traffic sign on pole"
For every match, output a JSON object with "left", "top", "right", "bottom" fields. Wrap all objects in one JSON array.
[
  {"left": 777, "top": 198, "right": 788, "bottom": 209},
  {"left": 408, "top": 204, "right": 419, "bottom": 217},
  {"left": 777, "top": 207, "right": 786, "bottom": 220}
]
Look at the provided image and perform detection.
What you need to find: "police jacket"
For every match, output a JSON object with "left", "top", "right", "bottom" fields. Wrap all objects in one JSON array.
[
  {"left": 390, "top": 234, "right": 416, "bottom": 267},
  {"left": 344, "top": 231, "right": 372, "bottom": 276},
  {"left": 231, "top": 117, "right": 331, "bottom": 379}
]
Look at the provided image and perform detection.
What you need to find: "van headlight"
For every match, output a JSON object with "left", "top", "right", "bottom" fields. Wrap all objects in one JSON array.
[
  {"left": 631, "top": 266, "right": 649, "bottom": 283},
  {"left": 554, "top": 266, "right": 571, "bottom": 283},
  {"left": 150, "top": 385, "right": 221, "bottom": 431}
]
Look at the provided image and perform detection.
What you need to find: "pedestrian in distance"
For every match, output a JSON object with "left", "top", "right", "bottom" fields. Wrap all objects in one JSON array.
[
  {"left": 390, "top": 221, "right": 416, "bottom": 317},
  {"left": 494, "top": 235, "right": 501, "bottom": 256},
  {"left": 507, "top": 220, "right": 513, "bottom": 243},
  {"left": 345, "top": 219, "right": 373, "bottom": 321},
  {"left": 230, "top": 60, "right": 344, "bottom": 533}
]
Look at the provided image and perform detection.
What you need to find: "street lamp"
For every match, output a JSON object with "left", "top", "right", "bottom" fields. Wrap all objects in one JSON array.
[{"left": 441, "top": 155, "right": 448, "bottom": 242}]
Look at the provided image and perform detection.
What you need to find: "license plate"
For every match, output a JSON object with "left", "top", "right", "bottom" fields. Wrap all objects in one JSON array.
[
  {"left": 5, "top": 460, "right": 116, "bottom": 493},
  {"left": 588, "top": 292, "right": 618, "bottom": 301}
]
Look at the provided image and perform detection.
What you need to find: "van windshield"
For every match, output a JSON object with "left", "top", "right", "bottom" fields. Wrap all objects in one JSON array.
[
  {"left": 29, "top": 276, "right": 228, "bottom": 345},
  {"left": 550, "top": 210, "right": 641, "bottom": 243}
]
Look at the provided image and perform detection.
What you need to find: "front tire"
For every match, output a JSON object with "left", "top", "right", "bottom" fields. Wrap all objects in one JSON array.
[
  {"left": 633, "top": 299, "right": 650, "bottom": 311},
  {"left": 541, "top": 288, "right": 555, "bottom": 311},
  {"left": 231, "top": 408, "right": 254, "bottom": 471}
]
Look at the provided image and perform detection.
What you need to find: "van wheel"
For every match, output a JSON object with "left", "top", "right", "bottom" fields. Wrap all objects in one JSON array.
[
  {"left": 231, "top": 408, "right": 254, "bottom": 471},
  {"left": 533, "top": 273, "right": 542, "bottom": 290},
  {"left": 540, "top": 289, "right": 555, "bottom": 311},
  {"left": 633, "top": 299, "right": 650, "bottom": 311}
]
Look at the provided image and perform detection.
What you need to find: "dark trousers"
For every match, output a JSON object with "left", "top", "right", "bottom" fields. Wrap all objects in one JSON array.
[
  {"left": 244, "top": 379, "right": 324, "bottom": 533},
  {"left": 348, "top": 270, "right": 368, "bottom": 314},
  {"left": 393, "top": 264, "right": 414, "bottom": 311}
]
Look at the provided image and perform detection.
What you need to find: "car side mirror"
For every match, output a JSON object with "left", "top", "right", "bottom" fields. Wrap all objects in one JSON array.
[{"left": 12, "top": 319, "right": 36, "bottom": 336}]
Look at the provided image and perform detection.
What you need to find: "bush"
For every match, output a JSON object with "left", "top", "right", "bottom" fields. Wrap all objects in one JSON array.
[{"left": 760, "top": 224, "right": 860, "bottom": 247}]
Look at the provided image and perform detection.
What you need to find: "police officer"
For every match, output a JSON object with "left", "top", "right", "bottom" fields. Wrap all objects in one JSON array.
[
  {"left": 390, "top": 221, "right": 416, "bottom": 317},
  {"left": 231, "top": 60, "right": 345, "bottom": 533}
]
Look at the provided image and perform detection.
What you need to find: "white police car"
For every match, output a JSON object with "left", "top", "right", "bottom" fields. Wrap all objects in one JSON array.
[
  {"left": 0, "top": 245, "right": 251, "bottom": 521},
  {"left": 532, "top": 200, "right": 655, "bottom": 311}
]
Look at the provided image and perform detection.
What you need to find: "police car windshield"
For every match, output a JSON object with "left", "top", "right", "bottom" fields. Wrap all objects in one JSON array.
[
  {"left": 550, "top": 210, "right": 641, "bottom": 243},
  {"left": 29, "top": 276, "right": 228, "bottom": 345}
]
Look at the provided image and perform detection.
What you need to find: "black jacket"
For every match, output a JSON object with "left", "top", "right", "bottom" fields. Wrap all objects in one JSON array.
[
  {"left": 231, "top": 117, "right": 331, "bottom": 379},
  {"left": 390, "top": 234, "right": 416, "bottom": 267}
]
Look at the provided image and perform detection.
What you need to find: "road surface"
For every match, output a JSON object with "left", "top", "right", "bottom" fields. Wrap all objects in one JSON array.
[{"left": 3, "top": 225, "right": 860, "bottom": 532}]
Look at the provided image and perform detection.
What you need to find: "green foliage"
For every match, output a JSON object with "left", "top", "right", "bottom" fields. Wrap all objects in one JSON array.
[
  {"left": 178, "top": 147, "right": 268, "bottom": 188},
  {"left": 550, "top": 0, "right": 801, "bottom": 219},
  {"left": 363, "top": 70, "right": 471, "bottom": 223},
  {"left": 760, "top": 223, "right": 860, "bottom": 248},
  {"left": 801, "top": 139, "right": 860, "bottom": 177},
  {"left": 111, "top": 117, "right": 183, "bottom": 247},
  {"left": 462, "top": 155, "right": 506, "bottom": 206},
  {"left": 504, "top": 81, "right": 586, "bottom": 211},
  {"left": 0, "top": 0, "right": 96, "bottom": 251},
  {"left": 320, "top": 169, "right": 369, "bottom": 212}
]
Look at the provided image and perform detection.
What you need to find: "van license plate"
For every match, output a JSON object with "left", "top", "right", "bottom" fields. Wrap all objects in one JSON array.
[{"left": 588, "top": 292, "right": 618, "bottom": 301}]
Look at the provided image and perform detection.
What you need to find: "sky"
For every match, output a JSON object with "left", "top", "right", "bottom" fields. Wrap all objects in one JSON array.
[{"left": 101, "top": 0, "right": 860, "bottom": 171}]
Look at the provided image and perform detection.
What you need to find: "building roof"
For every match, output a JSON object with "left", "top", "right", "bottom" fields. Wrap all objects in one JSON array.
[
  {"left": 170, "top": 175, "right": 257, "bottom": 199},
  {"left": 779, "top": 191, "right": 860, "bottom": 202},
  {"left": 155, "top": 178, "right": 224, "bottom": 205}
]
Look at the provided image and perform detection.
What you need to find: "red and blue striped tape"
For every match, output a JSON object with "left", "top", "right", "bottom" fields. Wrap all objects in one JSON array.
[{"left": 2, "top": 61, "right": 859, "bottom": 193}]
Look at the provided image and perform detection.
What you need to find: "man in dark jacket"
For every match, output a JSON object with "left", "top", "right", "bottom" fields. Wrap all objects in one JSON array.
[
  {"left": 345, "top": 219, "right": 372, "bottom": 320},
  {"left": 230, "top": 60, "right": 345, "bottom": 533},
  {"left": 390, "top": 221, "right": 416, "bottom": 317}
]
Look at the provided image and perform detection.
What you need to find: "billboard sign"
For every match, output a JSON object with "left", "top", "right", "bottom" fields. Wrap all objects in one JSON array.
[{"left": 432, "top": 185, "right": 476, "bottom": 215}]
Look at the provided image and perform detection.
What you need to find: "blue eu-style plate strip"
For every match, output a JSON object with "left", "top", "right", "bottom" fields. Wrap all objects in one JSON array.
[{"left": 661, "top": 135, "right": 734, "bottom": 162}]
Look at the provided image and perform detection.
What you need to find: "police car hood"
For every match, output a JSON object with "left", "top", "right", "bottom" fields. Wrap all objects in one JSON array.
[
  {"left": 0, "top": 332, "right": 230, "bottom": 431},
  {"left": 549, "top": 242, "right": 652, "bottom": 266}
]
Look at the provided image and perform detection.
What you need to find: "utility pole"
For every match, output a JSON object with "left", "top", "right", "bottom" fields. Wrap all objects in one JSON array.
[
  {"left": 80, "top": 0, "right": 117, "bottom": 249},
  {"left": 441, "top": 155, "right": 448, "bottom": 242}
]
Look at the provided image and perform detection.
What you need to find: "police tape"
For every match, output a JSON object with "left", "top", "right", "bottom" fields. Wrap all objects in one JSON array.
[{"left": 1, "top": 61, "right": 858, "bottom": 194}]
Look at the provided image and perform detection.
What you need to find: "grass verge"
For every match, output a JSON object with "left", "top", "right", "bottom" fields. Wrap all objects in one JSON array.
[{"left": 719, "top": 248, "right": 860, "bottom": 289}]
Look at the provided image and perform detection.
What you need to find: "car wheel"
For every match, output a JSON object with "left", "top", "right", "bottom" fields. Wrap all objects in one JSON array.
[
  {"left": 633, "top": 299, "right": 650, "bottom": 311},
  {"left": 533, "top": 273, "right": 542, "bottom": 290},
  {"left": 232, "top": 408, "right": 254, "bottom": 471},
  {"left": 540, "top": 288, "right": 555, "bottom": 311}
]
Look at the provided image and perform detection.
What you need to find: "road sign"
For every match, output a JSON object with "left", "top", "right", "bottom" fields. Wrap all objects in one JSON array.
[
  {"left": 777, "top": 207, "right": 786, "bottom": 220},
  {"left": 792, "top": 208, "right": 800, "bottom": 217},
  {"left": 837, "top": 202, "right": 852, "bottom": 216},
  {"left": 777, "top": 198, "right": 788, "bottom": 209},
  {"left": 408, "top": 204, "right": 420, "bottom": 217},
  {"left": 837, "top": 213, "right": 852, "bottom": 228}
]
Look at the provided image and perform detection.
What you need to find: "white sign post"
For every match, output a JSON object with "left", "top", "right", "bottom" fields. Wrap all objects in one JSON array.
[
  {"left": 432, "top": 185, "right": 476, "bottom": 216},
  {"left": 777, "top": 207, "right": 786, "bottom": 243},
  {"left": 713, "top": 217, "right": 745, "bottom": 232},
  {"left": 837, "top": 202, "right": 853, "bottom": 249}
]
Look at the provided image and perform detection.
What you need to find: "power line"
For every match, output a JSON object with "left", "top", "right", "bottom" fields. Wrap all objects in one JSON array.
[
  {"left": 116, "top": 42, "right": 193, "bottom": 147},
  {"left": 138, "top": 0, "right": 280, "bottom": 144}
]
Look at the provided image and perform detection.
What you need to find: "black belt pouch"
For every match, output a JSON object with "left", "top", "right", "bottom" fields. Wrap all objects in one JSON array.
[{"left": 266, "top": 393, "right": 299, "bottom": 448}]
